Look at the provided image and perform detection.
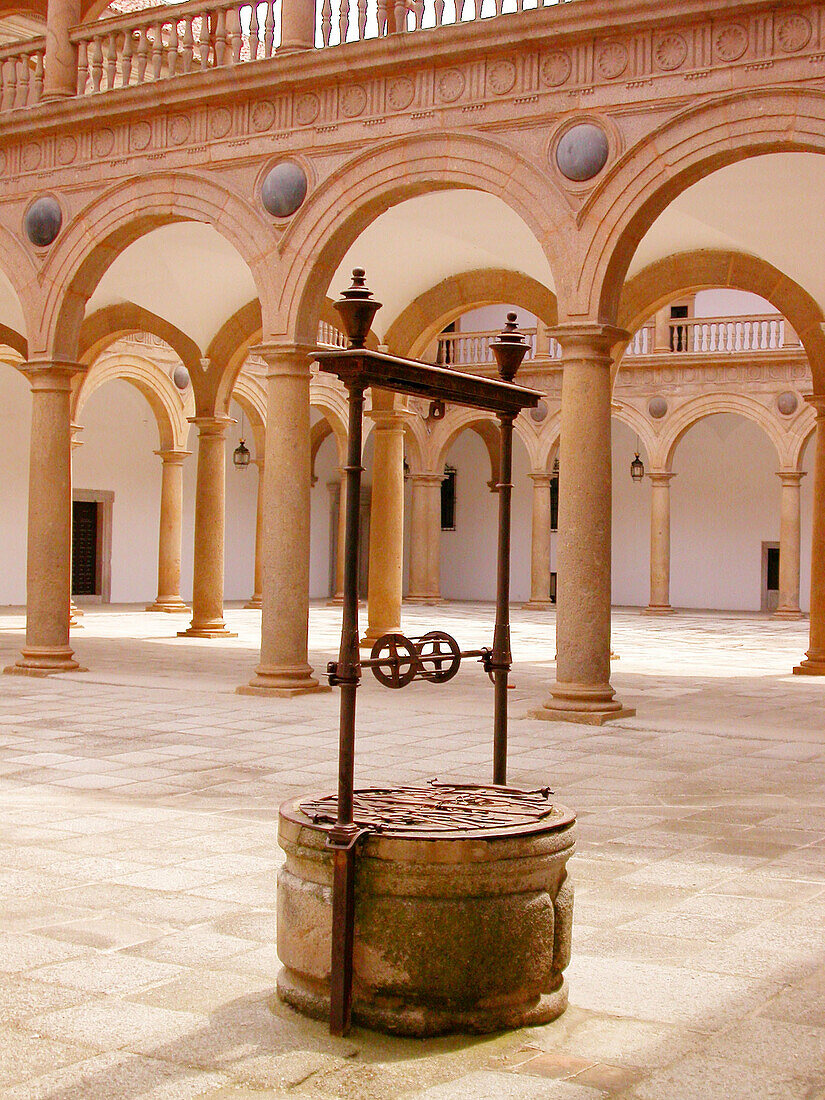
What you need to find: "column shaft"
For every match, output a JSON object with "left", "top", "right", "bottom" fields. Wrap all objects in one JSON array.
[
  {"left": 179, "top": 418, "right": 235, "bottom": 638},
  {"left": 796, "top": 401, "right": 825, "bottom": 673},
  {"left": 774, "top": 472, "right": 804, "bottom": 620},
  {"left": 406, "top": 473, "right": 442, "bottom": 603},
  {"left": 279, "top": 0, "right": 315, "bottom": 50},
  {"left": 6, "top": 362, "right": 85, "bottom": 675},
  {"left": 530, "top": 325, "right": 634, "bottom": 724},
  {"left": 361, "top": 401, "right": 405, "bottom": 646},
  {"left": 43, "top": 0, "right": 81, "bottom": 99},
  {"left": 239, "top": 345, "right": 327, "bottom": 695},
  {"left": 523, "top": 472, "right": 554, "bottom": 609},
  {"left": 147, "top": 450, "right": 190, "bottom": 613},
  {"left": 245, "top": 459, "right": 265, "bottom": 609},
  {"left": 644, "top": 472, "right": 676, "bottom": 615},
  {"left": 326, "top": 474, "right": 346, "bottom": 605}
]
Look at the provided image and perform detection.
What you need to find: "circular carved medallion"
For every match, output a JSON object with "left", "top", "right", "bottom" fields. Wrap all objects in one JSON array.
[
  {"left": 209, "top": 107, "right": 232, "bottom": 139},
  {"left": 130, "top": 121, "right": 152, "bottom": 151},
  {"left": 24, "top": 196, "right": 62, "bottom": 247},
  {"left": 654, "top": 33, "right": 688, "bottom": 71},
  {"left": 340, "top": 84, "right": 367, "bottom": 118},
  {"left": 488, "top": 59, "right": 517, "bottom": 95},
  {"left": 169, "top": 115, "right": 191, "bottom": 146},
  {"left": 56, "top": 136, "right": 77, "bottom": 165},
  {"left": 776, "top": 14, "right": 811, "bottom": 53},
  {"left": 540, "top": 51, "right": 571, "bottom": 88},
  {"left": 387, "top": 76, "right": 415, "bottom": 111},
  {"left": 22, "top": 144, "right": 41, "bottom": 171},
  {"left": 93, "top": 128, "right": 115, "bottom": 158},
  {"left": 295, "top": 93, "right": 320, "bottom": 125},
  {"left": 777, "top": 391, "right": 799, "bottom": 416},
  {"left": 251, "top": 100, "right": 276, "bottom": 131},
  {"left": 596, "top": 41, "right": 628, "bottom": 80},
  {"left": 715, "top": 23, "right": 748, "bottom": 62},
  {"left": 555, "top": 123, "right": 610, "bottom": 182},
  {"left": 260, "top": 160, "right": 308, "bottom": 218},
  {"left": 648, "top": 396, "right": 668, "bottom": 419},
  {"left": 436, "top": 68, "right": 466, "bottom": 103}
]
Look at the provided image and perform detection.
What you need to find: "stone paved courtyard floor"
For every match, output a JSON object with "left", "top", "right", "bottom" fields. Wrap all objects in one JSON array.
[{"left": 0, "top": 601, "right": 823, "bottom": 1099}]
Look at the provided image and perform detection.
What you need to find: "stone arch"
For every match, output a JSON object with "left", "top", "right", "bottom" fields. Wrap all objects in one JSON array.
[
  {"left": 275, "top": 131, "right": 569, "bottom": 345},
  {"left": 661, "top": 394, "right": 791, "bottom": 472},
  {"left": 428, "top": 407, "right": 500, "bottom": 481},
  {"left": 385, "top": 269, "right": 558, "bottom": 358},
  {"left": 310, "top": 374, "right": 349, "bottom": 455},
  {"left": 0, "top": 221, "right": 39, "bottom": 349},
  {"left": 0, "top": 323, "right": 27, "bottom": 360},
  {"left": 79, "top": 304, "right": 202, "bottom": 374},
  {"left": 231, "top": 373, "right": 267, "bottom": 460},
  {"left": 574, "top": 87, "right": 825, "bottom": 364},
  {"left": 788, "top": 407, "right": 819, "bottom": 472},
  {"left": 73, "top": 352, "right": 190, "bottom": 452},
  {"left": 615, "top": 249, "right": 824, "bottom": 387},
  {"left": 535, "top": 411, "right": 562, "bottom": 473},
  {"left": 610, "top": 401, "right": 662, "bottom": 468},
  {"left": 37, "top": 172, "right": 278, "bottom": 361}
]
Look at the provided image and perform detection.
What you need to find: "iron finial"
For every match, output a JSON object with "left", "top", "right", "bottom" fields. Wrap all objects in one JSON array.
[
  {"left": 489, "top": 312, "right": 530, "bottom": 382},
  {"left": 334, "top": 268, "right": 383, "bottom": 350}
]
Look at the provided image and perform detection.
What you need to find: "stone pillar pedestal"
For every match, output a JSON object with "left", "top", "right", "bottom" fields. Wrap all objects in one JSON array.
[
  {"left": 239, "top": 345, "right": 328, "bottom": 696},
  {"left": 523, "top": 471, "right": 555, "bottom": 609},
  {"left": 530, "top": 325, "right": 635, "bottom": 725},
  {"left": 361, "top": 395, "right": 406, "bottom": 648},
  {"left": 6, "top": 361, "right": 86, "bottom": 676},
  {"left": 796, "top": 398, "right": 825, "bottom": 674},
  {"left": 147, "top": 449, "right": 191, "bottom": 613},
  {"left": 774, "top": 471, "right": 804, "bottom": 620},
  {"left": 43, "top": 0, "right": 80, "bottom": 100},
  {"left": 643, "top": 471, "right": 677, "bottom": 615},
  {"left": 405, "top": 472, "right": 443, "bottom": 604},
  {"left": 179, "top": 418, "right": 236, "bottom": 638},
  {"left": 244, "top": 458, "right": 265, "bottom": 609}
]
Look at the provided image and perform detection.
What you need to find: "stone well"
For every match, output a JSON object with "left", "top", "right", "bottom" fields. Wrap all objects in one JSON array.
[{"left": 276, "top": 786, "right": 576, "bottom": 1037}]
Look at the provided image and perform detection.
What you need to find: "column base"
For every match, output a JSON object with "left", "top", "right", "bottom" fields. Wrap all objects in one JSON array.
[
  {"left": 773, "top": 608, "right": 803, "bottom": 621},
  {"left": 244, "top": 597, "right": 262, "bottom": 610},
  {"left": 4, "top": 647, "right": 87, "bottom": 676},
  {"left": 178, "top": 621, "right": 237, "bottom": 638},
  {"left": 237, "top": 664, "right": 331, "bottom": 697},
  {"left": 641, "top": 605, "right": 677, "bottom": 616},
  {"left": 360, "top": 628, "right": 401, "bottom": 650},
  {"left": 404, "top": 597, "right": 446, "bottom": 605},
  {"left": 70, "top": 603, "right": 84, "bottom": 616},
  {"left": 529, "top": 683, "right": 635, "bottom": 726},
  {"left": 793, "top": 658, "right": 825, "bottom": 675},
  {"left": 146, "top": 599, "right": 191, "bottom": 613},
  {"left": 521, "top": 600, "right": 556, "bottom": 610}
]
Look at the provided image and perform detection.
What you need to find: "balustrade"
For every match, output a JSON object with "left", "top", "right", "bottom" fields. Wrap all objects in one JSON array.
[
  {"left": 0, "top": 37, "right": 45, "bottom": 111},
  {"left": 627, "top": 314, "right": 799, "bottom": 357},
  {"left": 436, "top": 327, "right": 537, "bottom": 368}
]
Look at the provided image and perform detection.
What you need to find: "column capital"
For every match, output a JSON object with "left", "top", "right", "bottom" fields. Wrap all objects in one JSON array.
[
  {"left": 776, "top": 470, "right": 806, "bottom": 485},
  {"left": 804, "top": 393, "right": 825, "bottom": 418},
  {"left": 155, "top": 449, "right": 191, "bottom": 463},
  {"left": 187, "top": 415, "right": 233, "bottom": 438},
  {"left": 647, "top": 470, "right": 676, "bottom": 484},
  {"left": 253, "top": 342, "right": 316, "bottom": 379},
  {"left": 409, "top": 471, "right": 445, "bottom": 486},
  {"left": 70, "top": 423, "right": 84, "bottom": 449},
  {"left": 23, "top": 360, "right": 85, "bottom": 392},
  {"left": 549, "top": 323, "right": 629, "bottom": 362},
  {"left": 529, "top": 471, "right": 553, "bottom": 488}
]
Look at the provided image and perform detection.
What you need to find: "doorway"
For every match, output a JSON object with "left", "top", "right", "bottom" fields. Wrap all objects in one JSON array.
[
  {"left": 761, "top": 541, "right": 780, "bottom": 613},
  {"left": 72, "top": 490, "right": 113, "bottom": 603}
]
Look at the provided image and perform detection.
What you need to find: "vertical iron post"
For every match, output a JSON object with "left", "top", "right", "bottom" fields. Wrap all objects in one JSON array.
[{"left": 492, "top": 412, "right": 514, "bottom": 785}]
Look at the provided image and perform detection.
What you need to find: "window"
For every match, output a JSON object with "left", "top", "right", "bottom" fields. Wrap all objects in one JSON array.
[
  {"left": 441, "top": 465, "right": 457, "bottom": 530},
  {"left": 670, "top": 304, "right": 689, "bottom": 352},
  {"left": 550, "top": 474, "right": 559, "bottom": 531}
]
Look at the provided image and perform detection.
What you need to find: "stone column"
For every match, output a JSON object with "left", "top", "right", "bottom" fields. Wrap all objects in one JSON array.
[
  {"left": 146, "top": 450, "right": 190, "bottom": 613},
  {"left": 643, "top": 471, "right": 677, "bottom": 615},
  {"left": 774, "top": 471, "right": 805, "bottom": 620},
  {"left": 327, "top": 473, "right": 346, "bottom": 605},
  {"left": 530, "top": 325, "right": 635, "bottom": 724},
  {"left": 361, "top": 397, "right": 406, "bottom": 647},
  {"left": 796, "top": 397, "right": 825, "bottom": 673},
  {"left": 279, "top": 0, "right": 315, "bottom": 51},
  {"left": 523, "top": 472, "right": 554, "bottom": 609},
  {"left": 406, "top": 472, "right": 443, "bottom": 604},
  {"left": 69, "top": 424, "right": 83, "bottom": 626},
  {"left": 43, "top": 0, "right": 81, "bottom": 100},
  {"left": 244, "top": 459, "right": 265, "bottom": 609},
  {"left": 5, "top": 361, "right": 86, "bottom": 676},
  {"left": 239, "top": 345, "right": 327, "bottom": 695},
  {"left": 179, "top": 418, "right": 236, "bottom": 638}
]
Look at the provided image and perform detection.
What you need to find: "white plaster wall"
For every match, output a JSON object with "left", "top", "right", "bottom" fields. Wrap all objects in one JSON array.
[
  {"left": 310, "top": 431, "right": 339, "bottom": 598},
  {"left": 0, "top": 367, "right": 32, "bottom": 606},
  {"left": 612, "top": 419, "right": 651, "bottom": 607},
  {"left": 224, "top": 399, "right": 259, "bottom": 601},
  {"left": 693, "top": 290, "right": 777, "bottom": 317}
]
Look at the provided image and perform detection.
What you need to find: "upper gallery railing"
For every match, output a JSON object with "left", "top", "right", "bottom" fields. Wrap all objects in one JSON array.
[
  {"left": 626, "top": 315, "right": 799, "bottom": 357},
  {"left": 0, "top": 35, "right": 45, "bottom": 109}
]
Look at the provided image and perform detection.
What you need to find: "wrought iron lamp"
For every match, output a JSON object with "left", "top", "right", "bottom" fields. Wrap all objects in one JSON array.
[
  {"left": 233, "top": 410, "right": 251, "bottom": 468},
  {"left": 630, "top": 452, "right": 645, "bottom": 482}
]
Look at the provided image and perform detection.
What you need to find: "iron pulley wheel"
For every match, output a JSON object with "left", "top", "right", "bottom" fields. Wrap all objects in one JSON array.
[
  {"left": 416, "top": 631, "right": 461, "bottom": 684},
  {"left": 370, "top": 633, "right": 419, "bottom": 688}
]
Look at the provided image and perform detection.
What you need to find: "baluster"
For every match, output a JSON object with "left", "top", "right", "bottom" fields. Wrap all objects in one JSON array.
[
  {"left": 32, "top": 49, "right": 43, "bottom": 103},
  {"left": 339, "top": 0, "right": 350, "bottom": 42},
  {"left": 15, "top": 55, "right": 29, "bottom": 108},
  {"left": 264, "top": 0, "right": 275, "bottom": 55},
  {"left": 321, "top": 0, "right": 332, "bottom": 45},
  {"left": 377, "top": 0, "right": 387, "bottom": 33},
  {"left": 105, "top": 32, "right": 117, "bottom": 89},
  {"left": 121, "top": 32, "right": 134, "bottom": 85},
  {"left": 473, "top": 0, "right": 482, "bottom": 19},
  {"left": 215, "top": 9, "right": 227, "bottom": 64},
  {"left": 167, "top": 21, "right": 178, "bottom": 76},
  {"left": 413, "top": 0, "right": 423, "bottom": 27},
  {"left": 494, "top": 0, "right": 503, "bottom": 13},
  {"left": 198, "top": 13, "right": 211, "bottom": 67},
  {"left": 249, "top": 1, "right": 260, "bottom": 57},
  {"left": 227, "top": 6, "right": 241, "bottom": 62},
  {"left": 433, "top": 0, "right": 444, "bottom": 23},
  {"left": 182, "top": 17, "right": 194, "bottom": 72},
  {"left": 150, "top": 21, "right": 162, "bottom": 78},
  {"left": 90, "top": 35, "right": 104, "bottom": 91},
  {"left": 77, "top": 39, "right": 89, "bottom": 93},
  {"left": 136, "top": 26, "right": 149, "bottom": 82},
  {"left": 1, "top": 58, "right": 13, "bottom": 111},
  {"left": 357, "top": 0, "right": 367, "bottom": 37},
  {"left": 393, "top": 0, "right": 406, "bottom": 31}
]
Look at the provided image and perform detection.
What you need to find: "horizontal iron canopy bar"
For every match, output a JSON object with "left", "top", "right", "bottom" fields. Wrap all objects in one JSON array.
[{"left": 314, "top": 349, "right": 542, "bottom": 415}]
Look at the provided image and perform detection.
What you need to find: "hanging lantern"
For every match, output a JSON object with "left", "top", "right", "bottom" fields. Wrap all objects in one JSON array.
[
  {"left": 630, "top": 452, "right": 645, "bottom": 482},
  {"left": 233, "top": 439, "right": 251, "bottom": 468}
]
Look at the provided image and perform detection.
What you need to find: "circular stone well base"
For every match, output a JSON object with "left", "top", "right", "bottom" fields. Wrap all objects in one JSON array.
[{"left": 276, "top": 784, "right": 576, "bottom": 1038}]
